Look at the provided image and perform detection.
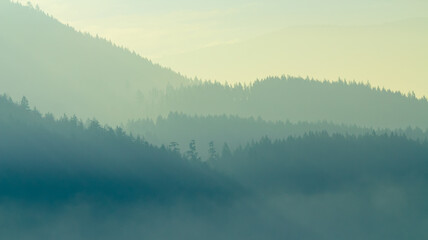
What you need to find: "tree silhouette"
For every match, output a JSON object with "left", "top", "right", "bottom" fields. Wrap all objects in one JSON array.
[
  {"left": 186, "top": 140, "right": 200, "bottom": 161},
  {"left": 169, "top": 141, "right": 180, "bottom": 154},
  {"left": 208, "top": 141, "right": 218, "bottom": 161},
  {"left": 20, "top": 96, "right": 29, "bottom": 110},
  {"left": 221, "top": 143, "right": 232, "bottom": 159}
]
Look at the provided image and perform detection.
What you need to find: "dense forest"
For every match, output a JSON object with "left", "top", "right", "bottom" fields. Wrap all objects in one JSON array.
[
  {"left": 1, "top": 94, "right": 428, "bottom": 239},
  {"left": 0, "top": 94, "right": 259, "bottom": 239},
  {"left": 127, "top": 112, "right": 428, "bottom": 158},
  {"left": 213, "top": 133, "right": 428, "bottom": 239},
  {"left": 0, "top": 94, "right": 238, "bottom": 202},
  {"left": 141, "top": 76, "right": 428, "bottom": 129}
]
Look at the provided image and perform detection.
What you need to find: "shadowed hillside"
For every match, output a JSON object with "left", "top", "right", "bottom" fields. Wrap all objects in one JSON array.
[
  {"left": 211, "top": 134, "right": 428, "bottom": 239},
  {"left": 0, "top": 94, "right": 238, "bottom": 203},
  {"left": 0, "top": 94, "right": 279, "bottom": 240},
  {"left": 0, "top": 1, "right": 190, "bottom": 124}
]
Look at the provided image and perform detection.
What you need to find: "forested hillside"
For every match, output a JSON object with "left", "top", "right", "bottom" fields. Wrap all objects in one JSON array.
[
  {"left": 1, "top": 1, "right": 428, "bottom": 238},
  {"left": 0, "top": 94, "right": 237, "bottom": 202},
  {"left": 211, "top": 134, "right": 428, "bottom": 239},
  {"left": 0, "top": 1, "right": 190, "bottom": 124},
  {"left": 1, "top": 93, "right": 428, "bottom": 239},
  {"left": 127, "top": 112, "right": 428, "bottom": 158},
  {"left": 143, "top": 76, "right": 428, "bottom": 128},
  {"left": 0, "top": 94, "right": 266, "bottom": 239}
]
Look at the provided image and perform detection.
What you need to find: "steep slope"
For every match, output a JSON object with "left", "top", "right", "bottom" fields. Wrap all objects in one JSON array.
[{"left": 0, "top": 1, "right": 190, "bottom": 124}]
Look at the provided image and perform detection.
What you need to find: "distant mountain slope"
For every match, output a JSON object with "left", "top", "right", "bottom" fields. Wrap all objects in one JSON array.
[
  {"left": 0, "top": 1, "right": 190, "bottom": 124},
  {"left": 141, "top": 77, "right": 428, "bottom": 129}
]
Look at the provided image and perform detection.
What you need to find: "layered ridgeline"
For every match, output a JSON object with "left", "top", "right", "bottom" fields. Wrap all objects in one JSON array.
[
  {"left": 0, "top": 94, "right": 238, "bottom": 202},
  {"left": 1, "top": 94, "right": 428, "bottom": 239},
  {"left": 127, "top": 113, "right": 428, "bottom": 159},
  {"left": 142, "top": 76, "right": 428, "bottom": 129},
  {"left": 2, "top": 2, "right": 428, "bottom": 129},
  {"left": 0, "top": 94, "right": 264, "bottom": 240},
  {"left": 0, "top": 1, "right": 190, "bottom": 124}
]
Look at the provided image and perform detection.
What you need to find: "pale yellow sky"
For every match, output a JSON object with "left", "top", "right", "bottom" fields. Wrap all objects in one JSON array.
[
  {"left": 160, "top": 20, "right": 428, "bottom": 97},
  {"left": 13, "top": 0, "right": 428, "bottom": 97}
]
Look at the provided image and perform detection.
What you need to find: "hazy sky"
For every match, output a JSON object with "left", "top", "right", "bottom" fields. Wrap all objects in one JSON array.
[{"left": 13, "top": 0, "right": 428, "bottom": 96}]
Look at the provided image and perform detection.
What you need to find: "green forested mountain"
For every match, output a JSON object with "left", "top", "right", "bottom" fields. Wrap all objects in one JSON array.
[
  {"left": 142, "top": 76, "right": 428, "bottom": 129},
  {"left": 127, "top": 112, "right": 428, "bottom": 159},
  {"left": 0, "top": 1, "right": 190, "bottom": 124}
]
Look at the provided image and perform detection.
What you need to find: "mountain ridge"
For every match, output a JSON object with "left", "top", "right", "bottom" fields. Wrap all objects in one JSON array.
[{"left": 0, "top": 1, "right": 191, "bottom": 124}]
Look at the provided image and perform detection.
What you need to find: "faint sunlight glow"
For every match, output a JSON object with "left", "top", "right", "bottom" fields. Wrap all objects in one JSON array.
[{"left": 12, "top": 0, "right": 428, "bottom": 97}]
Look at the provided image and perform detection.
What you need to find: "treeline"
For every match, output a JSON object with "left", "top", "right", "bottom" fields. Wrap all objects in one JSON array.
[
  {"left": 127, "top": 112, "right": 428, "bottom": 158},
  {"left": 0, "top": 94, "right": 237, "bottom": 203},
  {"left": 214, "top": 132, "right": 428, "bottom": 193},
  {"left": 141, "top": 76, "right": 428, "bottom": 129}
]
